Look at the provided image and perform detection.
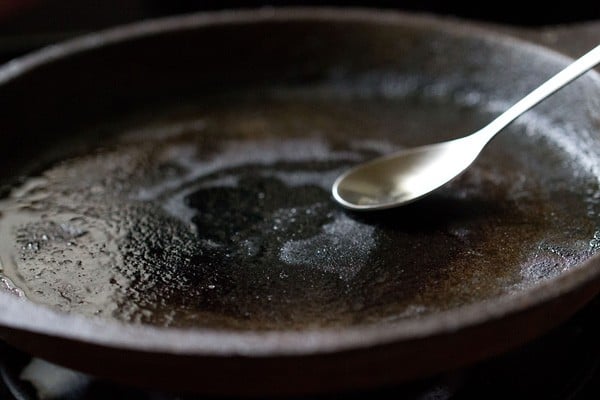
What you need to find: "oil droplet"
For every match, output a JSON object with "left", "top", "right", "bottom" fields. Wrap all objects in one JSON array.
[
  {"left": 590, "top": 231, "right": 600, "bottom": 249},
  {"left": 1, "top": 276, "right": 25, "bottom": 297}
]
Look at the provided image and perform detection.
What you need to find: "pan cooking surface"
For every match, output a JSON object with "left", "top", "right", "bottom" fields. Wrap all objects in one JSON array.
[{"left": 1, "top": 83, "right": 599, "bottom": 330}]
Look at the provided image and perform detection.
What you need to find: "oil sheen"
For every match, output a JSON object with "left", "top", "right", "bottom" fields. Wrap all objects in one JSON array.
[{"left": 0, "top": 87, "right": 598, "bottom": 330}]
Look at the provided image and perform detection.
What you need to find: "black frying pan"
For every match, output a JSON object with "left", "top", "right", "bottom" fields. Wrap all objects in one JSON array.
[{"left": 0, "top": 8, "right": 599, "bottom": 396}]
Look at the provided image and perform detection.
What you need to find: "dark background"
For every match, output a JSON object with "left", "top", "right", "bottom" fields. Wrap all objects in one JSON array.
[
  {"left": 2, "top": 0, "right": 600, "bottom": 27},
  {"left": 2, "top": 0, "right": 599, "bottom": 63},
  {"left": 2, "top": 1, "right": 600, "bottom": 33}
]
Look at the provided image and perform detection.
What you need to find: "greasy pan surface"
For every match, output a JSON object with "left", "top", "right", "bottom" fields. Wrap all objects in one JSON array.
[{"left": 0, "top": 8, "right": 600, "bottom": 395}]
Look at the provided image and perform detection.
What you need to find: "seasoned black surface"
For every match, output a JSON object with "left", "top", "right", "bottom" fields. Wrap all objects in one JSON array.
[{"left": 1, "top": 86, "right": 599, "bottom": 329}]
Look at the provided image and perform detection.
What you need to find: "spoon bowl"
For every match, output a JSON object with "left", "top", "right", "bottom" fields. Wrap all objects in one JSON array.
[
  {"left": 333, "top": 43, "right": 600, "bottom": 210},
  {"left": 332, "top": 134, "right": 486, "bottom": 210}
]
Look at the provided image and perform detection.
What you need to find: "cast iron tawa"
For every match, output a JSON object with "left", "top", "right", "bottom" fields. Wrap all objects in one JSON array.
[{"left": 0, "top": 8, "right": 599, "bottom": 395}]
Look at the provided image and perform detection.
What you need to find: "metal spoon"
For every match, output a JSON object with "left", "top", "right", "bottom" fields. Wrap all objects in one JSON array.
[{"left": 332, "top": 44, "right": 600, "bottom": 211}]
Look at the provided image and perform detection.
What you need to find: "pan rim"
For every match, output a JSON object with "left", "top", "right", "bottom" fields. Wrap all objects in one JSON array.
[
  {"left": 1, "top": 253, "right": 600, "bottom": 357},
  {"left": 1, "top": 6, "right": 600, "bottom": 358}
]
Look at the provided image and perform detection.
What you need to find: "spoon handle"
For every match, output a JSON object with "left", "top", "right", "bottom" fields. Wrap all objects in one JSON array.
[{"left": 477, "top": 43, "right": 600, "bottom": 142}]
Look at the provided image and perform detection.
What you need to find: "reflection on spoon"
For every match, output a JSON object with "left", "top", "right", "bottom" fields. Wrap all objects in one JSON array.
[{"left": 332, "top": 44, "right": 600, "bottom": 211}]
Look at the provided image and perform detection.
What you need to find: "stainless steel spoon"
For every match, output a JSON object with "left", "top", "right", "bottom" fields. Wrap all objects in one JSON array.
[{"left": 332, "top": 44, "right": 600, "bottom": 211}]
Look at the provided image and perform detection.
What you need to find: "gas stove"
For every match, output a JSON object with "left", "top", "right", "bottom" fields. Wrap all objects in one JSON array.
[{"left": 1, "top": 296, "right": 599, "bottom": 399}]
